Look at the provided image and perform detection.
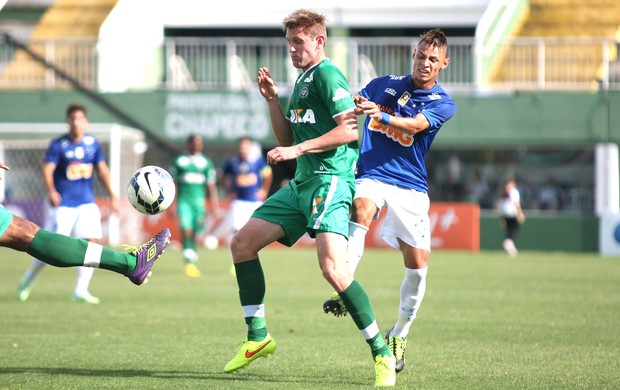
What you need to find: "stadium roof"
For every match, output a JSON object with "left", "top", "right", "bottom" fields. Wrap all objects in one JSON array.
[{"left": 161, "top": 0, "right": 492, "bottom": 28}]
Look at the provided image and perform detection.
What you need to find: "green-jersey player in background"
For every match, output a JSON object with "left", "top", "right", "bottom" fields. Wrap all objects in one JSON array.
[{"left": 171, "top": 134, "right": 220, "bottom": 278}]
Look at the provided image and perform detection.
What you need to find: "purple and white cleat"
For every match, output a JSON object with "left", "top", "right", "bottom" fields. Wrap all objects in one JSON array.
[{"left": 125, "top": 228, "right": 171, "bottom": 285}]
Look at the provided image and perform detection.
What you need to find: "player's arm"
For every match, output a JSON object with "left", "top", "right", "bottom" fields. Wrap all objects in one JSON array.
[
  {"left": 357, "top": 100, "right": 430, "bottom": 135},
  {"left": 258, "top": 166, "right": 273, "bottom": 200},
  {"left": 96, "top": 160, "right": 120, "bottom": 213},
  {"left": 258, "top": 67, "right": 294, "bottom": 147},
  {"left": 42, "top": 161, "right": 61, "bottom": 206},
  {"left": 266, "top": 110, "right": 358, "bottom": 164},
  {"left": 206, "top": 180, "right": 221, "bottom": 215}
]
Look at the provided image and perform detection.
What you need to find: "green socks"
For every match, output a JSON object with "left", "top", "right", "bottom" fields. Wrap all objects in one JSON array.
[
  {"left": 27, "top": 230, "right": 135, "bottom": 274},
  {"left": 340, "top": 279, "right": 391, "bottom": 359},
  {"left": 235, "top": 259, "right": 268, "bottom": 341}
]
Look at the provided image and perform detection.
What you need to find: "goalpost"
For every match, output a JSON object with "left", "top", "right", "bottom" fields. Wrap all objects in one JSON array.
[{"left": 0, "top": 123, "right": 146, "bottom": 245}]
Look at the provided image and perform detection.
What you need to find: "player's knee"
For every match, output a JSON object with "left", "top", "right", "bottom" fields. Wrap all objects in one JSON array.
[
  {"left": 321, "top": 263, "right": 351, "bottom": 291},
  {"left": 230, "top": 231, "right": 256, "bottom": 260},
  {"left": 351, "top": 204, "right": 375, "bottom": 226}
]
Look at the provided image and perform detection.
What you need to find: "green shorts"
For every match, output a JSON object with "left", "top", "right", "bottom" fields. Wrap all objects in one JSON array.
[
  {"left": 252, "top": 174, "right": 354, "bottom": 247},
  {"left": 0, "top": 205, "right": 13, "bottom": 238},
  {"left": 176, "top": 198, "right": 206, "bottom": 232}
]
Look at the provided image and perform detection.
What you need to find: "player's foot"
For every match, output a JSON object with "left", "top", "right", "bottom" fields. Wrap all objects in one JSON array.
[
  {"left": 374, "top": 354, "right": 396, "bottom": 387},
  {"left": 72, "top": 291, "right": 101, "bottom": 304},
  {"left": 503, "top": 239, "right": 518, "bottom": 257},
  {"left": 125, "top": 228, "right": 171, "bottom": 286},
  {"left": 323, "top": 291, "right": 348, "bottom": 317},
  {"left": 184, "top": 263, "right": 201, "bottom": 278},
  {"left": 385, "top": 327, "right": 407, "bottom": 373},
  {"left": 16, "top": 276, "right": 35, "bottom": 302},
  {"left": 224, "top": 333, "right": 276, "bottom": 373}
]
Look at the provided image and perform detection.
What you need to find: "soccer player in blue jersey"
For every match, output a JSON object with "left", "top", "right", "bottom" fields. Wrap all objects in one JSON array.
[
  {"left": 0, "top": 162, "right": 171, "bottom": 287},
  {"left": 323, "top": 29, "right": 457, "bottom": 374},
  {"left": 223, "top": 137, "right": 272, "bottom": 242},
  {"left": 17, "top": 104, "right": 120, "bottom": 304}
]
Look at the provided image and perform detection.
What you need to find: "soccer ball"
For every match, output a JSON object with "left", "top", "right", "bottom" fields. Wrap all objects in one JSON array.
[{"left": 127, "top": 165, "right": 176, "bottom": 215}]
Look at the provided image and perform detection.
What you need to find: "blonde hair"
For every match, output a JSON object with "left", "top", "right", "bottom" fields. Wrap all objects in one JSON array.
[{"left": 282, "top": 9, "right": 327, "bottom": 38}]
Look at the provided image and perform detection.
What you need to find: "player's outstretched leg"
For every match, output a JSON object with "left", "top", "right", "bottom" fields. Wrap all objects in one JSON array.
[
  {"left": 224, "top": 333, "right": 276, "bottom": 373},
  {"left": 125, "top": 228, "right": 171, "bottom": 285},
  {"left": 322, "top": 291, "right": 348, "bottom": 317},
  {"left": 385, "top": 327, "right": 407, "bottom": 373}
]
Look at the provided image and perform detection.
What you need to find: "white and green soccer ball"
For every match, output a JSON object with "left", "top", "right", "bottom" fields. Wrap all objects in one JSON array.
[{"left": 127, "top": 165, "right": 176, "bottom": 215}]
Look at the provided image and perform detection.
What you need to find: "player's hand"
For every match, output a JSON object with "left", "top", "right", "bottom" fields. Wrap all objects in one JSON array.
[
  {"left": 255, "top": 188, "right": 268, "bottom": 201},
  {"left": 110, "top": 194, "right": 120, "bottom": 215},
  {"left": 258, "top": 67, "right": 278, "bottom": 102},
  {"left": 357, "top": 101, "right": 382, "bottom": 122},
  {"left": 49, "top": 191, "right": 62, "bottom": 207},
  {"left": 0, "top": 162, "right": 9, "bottom": 171},
  {"left": 267, "top": 145, "right": 301, "bottom": 164}
]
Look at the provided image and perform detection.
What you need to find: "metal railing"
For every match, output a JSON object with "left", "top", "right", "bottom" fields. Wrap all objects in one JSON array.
[{"left": 1, "top": 35, "right": 619, "bottom": 93}]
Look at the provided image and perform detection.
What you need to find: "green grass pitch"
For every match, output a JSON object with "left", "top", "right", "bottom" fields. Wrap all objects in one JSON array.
[{"left": 1, "top": 246, "right": 619, "bottom": 389}]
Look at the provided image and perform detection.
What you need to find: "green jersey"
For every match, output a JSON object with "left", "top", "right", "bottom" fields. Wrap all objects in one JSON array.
[
  {"left": 171, "top": 153, "right": 216, "bottom": 202},
  {"left": 286, "top": 59, "right": 358, "bottom": 183}
]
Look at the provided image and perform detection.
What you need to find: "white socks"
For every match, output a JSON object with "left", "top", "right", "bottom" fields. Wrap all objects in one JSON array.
[
  {"left": 74, "top": 266, "right": 95, "bottom": 296},
  {"left": 393, "top": 266, "right": 428, "bottom": 338},
  {"left": 345, "top": 221, "right": 369, "bottom": 275}
]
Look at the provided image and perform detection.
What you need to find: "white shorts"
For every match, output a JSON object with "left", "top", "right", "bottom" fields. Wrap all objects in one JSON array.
[
  {"left": 44, "top": 203, "right": 103, "bottom": 240},
  {"left": 230, "top": 199, "right": 263, "bottom": 232},
  {"left": 355, "top": 178, "right": 431, "bottom": 251}
]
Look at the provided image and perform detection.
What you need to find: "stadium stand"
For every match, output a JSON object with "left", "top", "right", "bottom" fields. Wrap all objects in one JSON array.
[{"left": 491, "top": 0, "right": 620, "bottom": 87}]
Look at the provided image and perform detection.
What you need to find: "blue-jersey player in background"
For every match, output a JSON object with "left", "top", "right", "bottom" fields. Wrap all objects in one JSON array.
[
  {"left": 17, "top": 103, "right": 120, "bottom": 304},
  {"left": 323, "top": 29, "right": 457, "bottom": 375},
  {"left": 223, "top": 137, "right": 272, "bottom": 246}
]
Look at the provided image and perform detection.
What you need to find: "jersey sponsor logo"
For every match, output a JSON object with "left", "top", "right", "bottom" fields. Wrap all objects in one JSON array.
[
  {"left": 368, "top": 115, "right": 414, "bottom": 147},
  {"left": 389, "top": 75, "right": 407, "bottom": 80},
  {"left": 290, "top": 109, "right": 316, "bottom": 124},
  {"left": 66, "top": 162, "right": 94, "bottom": 180},
  {"left": 398, "top": 92, "right": 411, "bottom": 106},
  {"left": 182, "top": 172, "right": 206, "bottom": 184},
  {"left": 385, "top": 88, "right": 397, "bottom": 96},
  {"left": 332, "top": 88, "right": 350, "bottom": 102}
]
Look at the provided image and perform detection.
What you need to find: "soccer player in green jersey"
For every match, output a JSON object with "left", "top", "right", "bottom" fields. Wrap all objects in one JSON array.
[
  {"left": 222, "top": 9, "right": 396, "bottom": 387},
  {"left": 171, "top": 134, "right": 220, "bottom": 278}
]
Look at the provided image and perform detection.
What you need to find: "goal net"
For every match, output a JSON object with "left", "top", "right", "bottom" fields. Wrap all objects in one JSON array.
[{"left": 0, "top": 123, "right": 146, "bottom": 245}]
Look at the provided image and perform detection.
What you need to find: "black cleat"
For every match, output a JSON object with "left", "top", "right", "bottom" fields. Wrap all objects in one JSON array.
[{"left": 323, "top": 292, "right": 348, "bottom": 317}]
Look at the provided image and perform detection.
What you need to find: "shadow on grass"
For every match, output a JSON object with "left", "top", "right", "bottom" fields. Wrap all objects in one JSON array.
[{"left": 0, "top": 367, "right": 369, "bottom": 386}]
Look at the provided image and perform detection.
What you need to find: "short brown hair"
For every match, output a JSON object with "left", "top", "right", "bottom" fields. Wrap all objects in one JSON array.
[
  {"left": 418, "top": 29, "right": 448, "bottom": 55},
  {"left": 66, "top": 103, "right": 87, "bottom": 118},
  {"left": 282, "top": 9, "right": 327, "bottom": 38}
]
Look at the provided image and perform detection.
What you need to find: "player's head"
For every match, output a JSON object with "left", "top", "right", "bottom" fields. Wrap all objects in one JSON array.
[
  {"left": 186, "top": 134, "right": 203, "bottom": 155},
  {"left": 237, "top": 137, "right": 252, "bottom": 159},
  {"left": 65, "top": 103, "right": 88, "bottom": 141},
  {"left": 282, "top": 9, "right": 327, "bottom": 71},
  {"left": 411, "top": 29, "right": 450, "bottom": 89}
]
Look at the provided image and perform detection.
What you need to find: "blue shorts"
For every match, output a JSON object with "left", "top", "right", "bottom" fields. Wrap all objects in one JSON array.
[{"left": 0, "top": 205, "right": 13, "bottom": 238}]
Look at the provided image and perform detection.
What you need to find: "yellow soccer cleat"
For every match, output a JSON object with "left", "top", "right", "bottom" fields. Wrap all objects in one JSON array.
[
  {"left": 374, "top": 354, "right": 396, "bottom": 387},
  {"left": 385, "top": 327, "right": 407, "bottom": 373},
  {"left": 184, "top": 263, "right": 202, "bottom": 278},
  {"left": 224, "top": 333, "right": 276, "bottom": 373}
]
